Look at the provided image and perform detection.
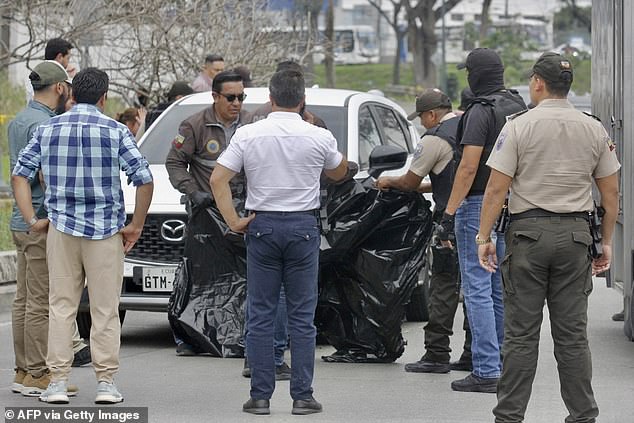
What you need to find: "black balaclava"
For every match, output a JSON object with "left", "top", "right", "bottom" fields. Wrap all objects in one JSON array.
[{"left": 464, "top": 48, "right": 505, "bottom": 97}]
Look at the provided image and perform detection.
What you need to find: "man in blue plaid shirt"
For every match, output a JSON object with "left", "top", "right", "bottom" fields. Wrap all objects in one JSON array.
[{"left": 12, "top": 67, "right": 154, "bottom": 405}]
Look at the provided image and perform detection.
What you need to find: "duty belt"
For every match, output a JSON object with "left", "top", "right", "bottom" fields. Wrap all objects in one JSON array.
[{"left": 509, "top": 208, "right": 589, "bottom": 222}]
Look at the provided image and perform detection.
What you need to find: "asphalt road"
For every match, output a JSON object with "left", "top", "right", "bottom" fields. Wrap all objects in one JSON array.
[{"left": 1, "top": 278, "right": 633, "bottom": 423}]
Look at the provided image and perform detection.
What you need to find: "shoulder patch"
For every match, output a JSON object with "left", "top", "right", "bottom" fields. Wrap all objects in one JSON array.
[
  {"left": 172, "top": 134, "right": 185, "bottom": 149},
  {"left": 413, "top": 142, "right": 424, "bottom": 159},
  {"left": 495, "top": 131, "right": 508, "bottom": 151},
  {"left": 604, "top": 136, "right": 616, "bottom": 152},
  {"left": 582, "top": 111, "right": 602, "bottom": 122},
  {"left": 507, "top": 109, "right": 529, "bottom": 121}
]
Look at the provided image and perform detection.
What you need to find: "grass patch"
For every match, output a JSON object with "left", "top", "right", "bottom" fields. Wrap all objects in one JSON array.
[
  {"left": 310, "top": 59, "right": 590, "bottom": 99},
  {"left": 311, "top": 63, "right": 416, "bottom": 93}
]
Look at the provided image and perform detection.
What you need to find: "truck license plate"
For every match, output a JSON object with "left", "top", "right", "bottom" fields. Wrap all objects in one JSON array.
[{"left": 141, "top": 267, "right": 176, "bottom": 292}]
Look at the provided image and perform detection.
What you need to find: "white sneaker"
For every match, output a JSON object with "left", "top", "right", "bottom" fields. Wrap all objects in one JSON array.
[
  {"left": 95, "top": 381, "right": 124, "bottom": 404},
  {"left": 39, "top": 381, "right": 70, "bottom": 404}
]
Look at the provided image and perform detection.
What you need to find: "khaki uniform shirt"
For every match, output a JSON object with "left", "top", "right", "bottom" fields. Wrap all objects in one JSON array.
[
  {"left": 410, "top": 112, "right": 456, "bottom": 178},
  {"left": 165, "top": 105, "right": 250, "bottom": 196},
  {"left": 487, "top": 99, "right": 621, "bottom": 214}
]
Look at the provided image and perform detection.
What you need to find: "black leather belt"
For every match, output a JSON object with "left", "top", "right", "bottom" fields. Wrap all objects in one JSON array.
[
  {"left": 509, "top": 208, "right": 589, "bottom": 222},
  {"left": 249, "top": 209, "right": 320, "bottom": 217}
]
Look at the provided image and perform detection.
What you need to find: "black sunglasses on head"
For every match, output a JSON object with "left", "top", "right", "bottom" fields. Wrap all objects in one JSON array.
[{"left": 215, "top": 92, "right": 247, "bottom": 102}]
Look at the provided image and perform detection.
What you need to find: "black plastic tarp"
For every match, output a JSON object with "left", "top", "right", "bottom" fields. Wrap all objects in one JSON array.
[
  {"left": 317, "top": 180, "right": 434, "bottom": 362},
  {"left": 167, "top": 179, "right": 433, "bottom": 361}
]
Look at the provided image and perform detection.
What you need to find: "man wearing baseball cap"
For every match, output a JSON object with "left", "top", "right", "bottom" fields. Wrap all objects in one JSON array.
[
  {"left": 378, "top": 88, "right": 472, "bottom": 374},
  {"left": 477, "top": 51, "right": 618, "bottom": 422},
  {"left": 9, "top": 60, "right": 77, "bottom": 397}
]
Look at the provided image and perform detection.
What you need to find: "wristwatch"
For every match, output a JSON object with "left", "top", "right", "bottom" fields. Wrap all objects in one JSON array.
[
  {"left": 475, "top": 234, "right": 491, "bottom": 245},
  {"left": 27, "top": 216, "right": 38, "bottom": 228}
]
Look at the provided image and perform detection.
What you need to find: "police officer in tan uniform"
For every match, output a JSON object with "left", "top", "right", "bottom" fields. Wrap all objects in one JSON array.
[
  {"left": 476, "top": 52, "right": 620, "bottom": 423},
  {"left": 166, "top": 70, "right": 250, "bottom": 208},
  {"left": 165, "top": 70, "right": 250, "bottom": 355},
  {"left": 377, "top": 88, "right": 472, "bottom": 374}
]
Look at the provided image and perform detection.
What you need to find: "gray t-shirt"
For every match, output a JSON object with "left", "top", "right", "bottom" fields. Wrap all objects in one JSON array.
[{"left": 9, "top": 100, "right": 56, "bottom": 231}]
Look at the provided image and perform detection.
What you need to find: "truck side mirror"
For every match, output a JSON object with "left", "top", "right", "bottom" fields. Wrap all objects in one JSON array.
[{"left": 367, "top": 145, "right": 408, "bottom": 179}]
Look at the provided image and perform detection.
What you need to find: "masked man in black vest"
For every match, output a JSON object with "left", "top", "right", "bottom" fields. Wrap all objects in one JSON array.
[
  {"left": 376, "top": 88, "right": 472, "bottom": 374},
  {"left": 438, "top": 48, "right": 526, "bottom": 393}
]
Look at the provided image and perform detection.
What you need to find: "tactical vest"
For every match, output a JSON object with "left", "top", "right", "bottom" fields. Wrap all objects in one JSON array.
[
  {"left": 456, "top": 90, "right": 526, "bottom": 195},
  {"left": 424, "top": 116, "right": 460, "bottom": 215}
]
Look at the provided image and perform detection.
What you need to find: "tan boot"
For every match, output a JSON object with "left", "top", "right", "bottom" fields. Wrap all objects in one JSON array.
[{"left": 11, "top": 369, "right": 27, "bottom": 393}]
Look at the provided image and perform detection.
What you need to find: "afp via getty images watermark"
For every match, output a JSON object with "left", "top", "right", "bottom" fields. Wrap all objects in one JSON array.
[{"left": 4, "top": 407, "right": 148, "bottom": 423}]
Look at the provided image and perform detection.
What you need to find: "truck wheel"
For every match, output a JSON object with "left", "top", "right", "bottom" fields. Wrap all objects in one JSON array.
[{"left": 76, "top": 310, "right": 127, "bottom": 339}]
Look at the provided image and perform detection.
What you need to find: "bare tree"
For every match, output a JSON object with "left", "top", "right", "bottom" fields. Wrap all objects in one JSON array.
[
  {"left": 561, "top": 0, "right": 591, "bottom": 33},
  {"left": 292, "top": 0, "right": 322, "bottom": 86},
  {"left": 479, "top": 0, "right": 492, "bottom": 42},
  {"left": 0, "top": 0, "right": 296, "bottom": 104},
  {"left": 324, "top": 0, "right": 335, "bottom": 87},
  {"left": 404, "top": 0, "right": 462, "bottom": 88},
  {"left": 368, "top": 0, "right": 408, "bottom": 85}
]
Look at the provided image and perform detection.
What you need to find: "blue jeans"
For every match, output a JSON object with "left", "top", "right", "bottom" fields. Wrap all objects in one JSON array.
[
  {"left": 244, "top": 287, "right": 288, "bottom": 367},
  {"left": 455, "top": 195, "right": 505, "bottom": 378},
  {"left": 245, "top": 211, "right": 320, "bottom": 401}
]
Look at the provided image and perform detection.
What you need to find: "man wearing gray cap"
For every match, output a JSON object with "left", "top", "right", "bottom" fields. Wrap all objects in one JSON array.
[
  {"left": 377, "top": 88, "right": 472, "bottom": 374},
  {"left": 477, "top": 52, "right": 619, "bottom": 422},
  {"left": 8, "top": 61, "right": 79, "bottom": 397}
]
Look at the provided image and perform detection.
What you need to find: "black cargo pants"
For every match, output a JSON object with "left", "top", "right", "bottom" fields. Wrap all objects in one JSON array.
[
  {"left": 493, "top": 216, "right": 598, "bottom": 423},
  {"left": 422, "top": 243, "right": 472, "bottom": 364}
]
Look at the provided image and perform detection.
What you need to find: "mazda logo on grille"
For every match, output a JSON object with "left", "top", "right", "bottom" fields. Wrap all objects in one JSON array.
[{"left": 161, "top": 219, "right": 186, "bottom": 242}]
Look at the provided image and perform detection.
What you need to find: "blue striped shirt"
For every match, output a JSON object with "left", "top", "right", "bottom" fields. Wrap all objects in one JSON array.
[{"left": 12, "top": 103, "right": 153, "bottom": 239}]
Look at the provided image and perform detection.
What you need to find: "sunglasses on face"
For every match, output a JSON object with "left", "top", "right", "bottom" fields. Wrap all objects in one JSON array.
[{"left": 215, "top": 92, "right": 247, "bottom": 102}]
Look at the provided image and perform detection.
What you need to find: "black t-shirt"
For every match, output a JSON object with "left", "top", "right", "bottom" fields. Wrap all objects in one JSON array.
[{"left": 460, "top": 103, "right": 495, "bottom": 148}]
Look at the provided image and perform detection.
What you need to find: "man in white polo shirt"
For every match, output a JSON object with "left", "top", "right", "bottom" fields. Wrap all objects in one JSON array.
[{"left": 211, "top": 69, "right": 348, "bottom": 416}]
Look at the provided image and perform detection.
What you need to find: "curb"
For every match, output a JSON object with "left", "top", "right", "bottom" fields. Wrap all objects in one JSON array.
[{"left": 0, "top": 251, "right": 17, "bottom": 315}]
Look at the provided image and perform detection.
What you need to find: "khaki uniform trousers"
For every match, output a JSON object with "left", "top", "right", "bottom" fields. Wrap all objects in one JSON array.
[
  {"left": 46, "top": 226, "right": 124, "bottom": 383},
  {"left": 493, "top": 216, "right": 598, "bottom": 423}
]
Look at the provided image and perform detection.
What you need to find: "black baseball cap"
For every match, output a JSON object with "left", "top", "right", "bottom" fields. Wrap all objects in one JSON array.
[
  {"left": 407, "top": 88, "right": 452, "bottom": 120},
  {"left": 531, "top": 52, "right": 573, "bottom": 83},
  {"left": 456, "top": 48, "right": 503, "bottom": 71}
]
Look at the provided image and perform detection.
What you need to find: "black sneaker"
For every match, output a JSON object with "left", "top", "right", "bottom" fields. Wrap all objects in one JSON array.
[
  {"left": 292, "top": 396, "right": 323, "bottom": 415},
  {"left": 275, "top": 362, "right": 292, "bottom": 381},
  {"left": 451, "top": 373, "right": 498, "bottom": 393},
  {"left": 404, "top": 359, "right": 450, "bottom": 374},
  {"left": 243, "top": 398, "right": 270, "bottom": 415},
  {"left": 72, "top": 345, "right": 91, "bottom": 367},
  {"left": 449, "top": 359, "right": 472, "bottom": 372}
]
